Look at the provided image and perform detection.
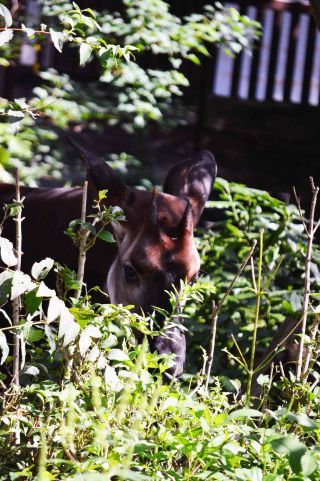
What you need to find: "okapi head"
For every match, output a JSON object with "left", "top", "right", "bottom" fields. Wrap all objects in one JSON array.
[{"left": 74, "top": 141, "right": 217, "bottom": 377}]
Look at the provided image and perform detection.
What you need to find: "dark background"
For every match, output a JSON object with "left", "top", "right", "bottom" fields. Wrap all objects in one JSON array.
[{"left": 1, "top": 0, "right": 319, "bottom": 205}]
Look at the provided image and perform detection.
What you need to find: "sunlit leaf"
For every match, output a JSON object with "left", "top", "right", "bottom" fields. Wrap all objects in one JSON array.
[
  {"left": 21, "top": 23, "right": 35, "bottom": 39},
  {"left": 0, "top": 4, "right": 12, "bottom": 27},
  {"left": 79, "top": 43, "right": 93, "bottom": 66},
  {"left": 50, "top": 28, "right": 65, "bottom": 53},
  {"left": 0, "top": 237, "right": 17, "bottom": 267},
  {"left": 11, "top": 272, "right": 33, "bottom": 300},
  {"left": 107, "top": 348, "right": 129, "bottom": 361},
  {"left": 36, "top": 282, "right": 55, "bottom": 298},
  {"left": 7, "top": 109, "right": 24, "bottom": 134},
  {"left": 0, "top": 270, "right": 13, "bottom": 306},
  {"left": 0, "top": 330, "right": 9, "bottom": 364},
  {"left": 47, "top": 296, "right": 64, "bottom": 323},
  {"left": 31, "top": 257, "right": 54, "bottom": 280},
  {"left": 0, "top": 28, "right": 13, "bottom": 46},
  {"left": 104, "top": 364, "right": 123, "bottom": 392}
]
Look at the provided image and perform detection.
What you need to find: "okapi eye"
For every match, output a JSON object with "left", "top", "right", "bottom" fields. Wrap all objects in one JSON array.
[{"left": 123, "top": 264, "right": 138, "bottom": 283}]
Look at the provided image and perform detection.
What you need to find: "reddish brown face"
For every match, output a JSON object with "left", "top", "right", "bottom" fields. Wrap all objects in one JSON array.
[
  {"left": 106, "top": 191, "right": 201, "bottom": 313},
  {"left": 83, "top": 145, "right": 217, "bottom": 377}
]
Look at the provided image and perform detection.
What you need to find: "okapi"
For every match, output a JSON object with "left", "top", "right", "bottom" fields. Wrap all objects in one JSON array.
[{"left": 0, "top": 142, "right": 217, "bottom": 377}]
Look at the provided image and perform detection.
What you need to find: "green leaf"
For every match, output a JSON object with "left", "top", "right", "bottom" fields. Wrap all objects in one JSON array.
[
  {"left": 0, "top": 4, "right": 12, "bottom": 27},
  {"left": 270, "top": 436, "right": 307, "bottom": 473},
  {"left": 228, "top": 408, "right": 263, "bottom": 420},
  {"left": 0, "top": 28, "right": 13, "bottom": 46},
  {"left": 234, "top": 467, "right": 263, "bottom": 481},
  {"left": 286, "top": 412, "right": 318, "bottom": 430},
  {"left": 24, "top": 288, "right": 42, "bottom": 315},
  {"left": 97, "top": 231, "right": 115, "bottom": 243},
  {"left": 186, "top": 53, "right": 201, "bottom": 65},
  {"left": 26, "top": 327, "right": 43, "bottom": 343},
  {"left": 79, "top": 43, "right": 93, "bottom": 66},
  {"left": 301, "top": 451, "right": 318, "bottom": 477},
  {"left": 98, "top": 189, "right": 108, "bottom": 200},
  {"left": 0, "top": 146, "right": 9, "bottom": 166}
]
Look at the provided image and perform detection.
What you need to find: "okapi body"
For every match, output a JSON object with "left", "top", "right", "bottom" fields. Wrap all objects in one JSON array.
[{"left": 0, "top": 143, "right": 217, "bottom": 377}]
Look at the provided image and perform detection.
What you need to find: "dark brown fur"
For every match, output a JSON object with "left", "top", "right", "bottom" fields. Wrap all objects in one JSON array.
[{"left": 0, "top": 143, "right": 217, "bottom": 377}]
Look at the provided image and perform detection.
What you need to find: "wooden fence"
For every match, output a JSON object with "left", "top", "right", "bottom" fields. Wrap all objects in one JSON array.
[{"left": 211, "top": 1, "right": 319, "bottom": 106}]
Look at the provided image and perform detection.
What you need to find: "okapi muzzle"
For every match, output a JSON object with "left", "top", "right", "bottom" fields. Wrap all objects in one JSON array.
[{"left": 0, "top": 141, "right": 217, "bottom": 378}]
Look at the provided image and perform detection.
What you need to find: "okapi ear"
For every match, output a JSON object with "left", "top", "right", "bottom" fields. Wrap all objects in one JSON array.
[
  {"left": 67, "top": 137, "right": 129, "bottom": 207},
  {"left": 163, "top": 150, "right": 217, "bottom": 225}
]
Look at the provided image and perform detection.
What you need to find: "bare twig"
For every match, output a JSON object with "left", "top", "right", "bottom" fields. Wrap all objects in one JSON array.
[
  {"left": 202, "top": 241, "right": 257, "bottom": 391},
  {"left": 313, "top": 217, "right": 320, "bottom": 235},
  {"left": 250, "top": 256, "right": 257, "bottom": 292},
  {"left": 259, "top": 362, "right": 274, "bottom": 411},
  {"left": 75, "top": 181, "right": 88, "bottom": 300},
  {"left": 279, "top": 361, "right": 286, "bottom": 380},
  {"left": 302, "top": 315, "right": 319, "bottom": 379},
  {"left": 254, "top": 315, "right": 303, "bottom": 373},
  {"left": 204, "top": 302, "right": 218, "bottom": 392},
  {"left": 296, "top": 177, "right": 319, "bottom": 381},
  {"left": 211, "top": 240, "right": 257, "bottom": 319},
  {"left": 12, "top": 169, "right": 22, "bottom": 389},
  {"left": 293, "top": 186, "right": 309, "bottom": 238},
  {"left": 246, "top": 229, "right": 263, "bottom": 405}
]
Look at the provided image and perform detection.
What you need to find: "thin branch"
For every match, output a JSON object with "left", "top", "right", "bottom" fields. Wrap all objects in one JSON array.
[
  {"left": 293, "top": 186, "right": 309, "bottom": 238},
  {"left": 279, "top": 361, "right": 286, "bottom": 380},
  {"left": 75, "top": 181, "right": 88, "bottom": 300},
  {"left": 12, "top": 169, "right": 22, "bottom": 389},
  {"left": 296, "top": 177, "right": 319, "bottom": 381},
  {"left": 313, "top": 217, "right": 320, "bottom": 235},
  {"left": 231, "top": 334, "right": 248, "bottom": 369},
  {"left": 202, "top": 240, "right": 257, "bottom": 391},
  {"left": 246, "top": 229, "right": 263, "bottom": 405},
  {"left": 212, "top": 240, "right": 257, "bottom": 318},
  {"left": 204, "top": 302, "right": 218, "bottom": 392},
  {"left": 302, "top": 315, "right": 319, "bottom": 379},
  {"left": 250, "top": 256, "right": 257, "bottom": 292},
  {"left": 254, "top": 315, "right": 303, "bottom": 373}
]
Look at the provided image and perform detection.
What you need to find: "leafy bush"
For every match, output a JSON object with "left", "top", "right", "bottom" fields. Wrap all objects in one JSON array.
[
  {"left": 1, "top": 3, "right": 320, "bottom": 480},
  {"left": 187, "top": 178, "right": 320, "bottom": 380},
  {"left": 0, "top": 178, "right": 320, "bottom": 480},
  {"left": 0, "top": 1, "right": 260, "bottom": 184}
]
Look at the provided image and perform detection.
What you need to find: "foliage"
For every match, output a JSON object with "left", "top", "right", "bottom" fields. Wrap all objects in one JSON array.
[
  {"left": 186, "top": 178, "right": 320, "bottom": 380},
  {"left": 1, "top": 2, "right": 320, "bottom": 480},
  {"left": 0, "top": 178, "right": 320, "bottom": 479},
  {"left": 2, "top": 362, "right": 320, "bottom": 480},
  {"left": 0, "top": 0, "right": 260, "bottom": 184}
]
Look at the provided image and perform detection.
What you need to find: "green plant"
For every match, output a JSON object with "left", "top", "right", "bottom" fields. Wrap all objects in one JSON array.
[
  {"left": 0, "top": 1, "right": 260, "bottom": 184},
  {"left": 186, "top": 178, "right": 320, "bottom": 384}
]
